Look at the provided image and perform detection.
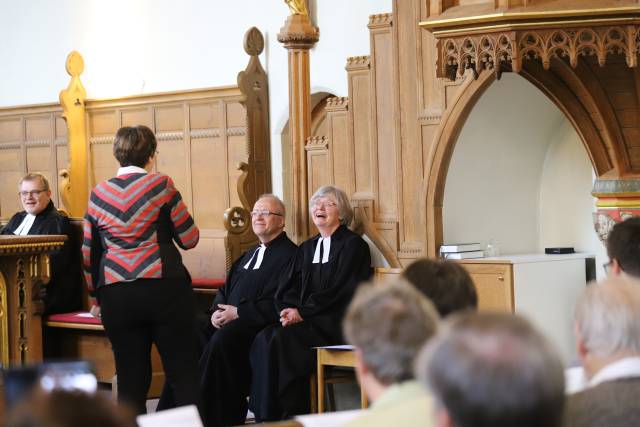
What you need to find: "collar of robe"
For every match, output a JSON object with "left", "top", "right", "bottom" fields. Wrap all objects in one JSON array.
[{"left": 312, "top": 236, "right": 331, "bottom": 264}]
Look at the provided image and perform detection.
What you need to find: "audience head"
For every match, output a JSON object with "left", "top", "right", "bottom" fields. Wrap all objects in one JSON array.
[
  {"left": 574, "top": 277, "right": 640, "bottom": 377},
  {"left": 402, "top": 258, "right": 478, "bottom": 317},
  {"left": 606, "top": 217, "right": 640, "bottom": 278},
  {"left": 18, "top": 173, "right": 52, "bottom": 216},
  {"left": 309, "top": 186, "right": 353, "bottom": 234},
  {"left": 417, "top": 312, "right": 565, "bottom": 427},
  {"left": 6, "top": 389, "right": 137, "bottom": 427},
  {"left": 113, "top": 125, "right": 157, "bottom": 169},
  {"left": 343, "top": 280, "right": 438, "bottom": 400},
  {"left": 251, "top": 194, "right": 286, "bottom": 244}
]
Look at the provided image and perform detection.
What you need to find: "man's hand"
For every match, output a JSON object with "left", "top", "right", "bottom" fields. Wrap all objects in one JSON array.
[
  {"left": 280, "top": 308, "right": 303, "bottom": 327},
  {"left": 211, "top": 304, "right": 239, "bottom": 329}
]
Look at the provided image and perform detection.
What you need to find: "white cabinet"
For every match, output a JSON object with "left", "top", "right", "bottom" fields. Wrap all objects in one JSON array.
[{"left": 459, "top": 253, "right": 594, "bottom": 363}]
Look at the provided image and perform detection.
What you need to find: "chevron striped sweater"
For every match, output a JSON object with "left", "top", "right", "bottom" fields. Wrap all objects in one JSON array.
[{"left": 83, "top": 172, "right": 199, "bottom": 294}]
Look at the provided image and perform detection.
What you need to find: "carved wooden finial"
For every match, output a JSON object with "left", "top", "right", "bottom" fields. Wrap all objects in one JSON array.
[
  {"left": 65, "top": 50, "right": 85, "bottom": 77},
  {"left": 244, "top": 27, "right": 264, "bottom": 56}
]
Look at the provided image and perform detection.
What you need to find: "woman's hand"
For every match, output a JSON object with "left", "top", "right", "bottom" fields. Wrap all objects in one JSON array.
[
  {"left": 90, "top": 305, "right": 101, "bottom": 319},
  {"left": 280, "top": 308, "right": 303, "bottom": 327}
]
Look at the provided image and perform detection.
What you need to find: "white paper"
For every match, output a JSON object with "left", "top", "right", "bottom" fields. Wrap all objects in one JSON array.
[
  {"left": 137, "top": 405, "right": 203, "bottom": 427},
  {"left": 74, "top": 312, "right": 95, "bottom": 318},
  {"left": 296, "top": 409, "right": 363, "bottom": 427},
  {"left": 314, "top": 345, "right": 355, "bottom": 351}
]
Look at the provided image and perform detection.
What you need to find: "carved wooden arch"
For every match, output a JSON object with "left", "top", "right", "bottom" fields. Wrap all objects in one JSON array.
[
  {"left": 424, "top": 70, "right": 496, "bottom": 257},
  {"left": 424, "top": 59, "right": 620, "bottom": 256},
  {"left": 519, "top": 58, "right": 616, "bottom": 176}
]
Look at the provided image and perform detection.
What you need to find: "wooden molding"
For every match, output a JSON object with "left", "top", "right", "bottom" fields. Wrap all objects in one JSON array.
[
  {"left": 368, "top": 13, "right": 393, "bottom": 28},
  {"left": 346, "top": 56, "right": 371, "bottom": 70}
]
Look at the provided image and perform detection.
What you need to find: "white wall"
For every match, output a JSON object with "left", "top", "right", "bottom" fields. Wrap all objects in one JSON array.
[
  {"left": 538, "top": 120, "right": 607, "bottom": 279},
  {"left": 0, "top": 0, "right": 391, "bottom": 196},
  {"left": 443, "top": 73, "right": 603, "bottom": 267}
]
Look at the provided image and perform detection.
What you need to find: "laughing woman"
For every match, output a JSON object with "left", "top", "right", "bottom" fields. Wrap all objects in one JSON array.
[
  {"left": 83, "top": 125, "right": 200, "bottom": 414},
  {"left": 249, "top": 185, "right": 372, "bottom": 421}
]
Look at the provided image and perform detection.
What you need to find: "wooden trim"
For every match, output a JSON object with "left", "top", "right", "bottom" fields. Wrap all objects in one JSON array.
[
  {"left": 45, "top": 321, "right": 104, "bottom": 331},
  {"left": 420, "top": 6, "right": 640, "bottom": 31}
]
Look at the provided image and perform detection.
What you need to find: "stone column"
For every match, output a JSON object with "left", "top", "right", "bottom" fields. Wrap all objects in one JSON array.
[{"left": 278, "top": 12, "right": 319, "bottom": 243}]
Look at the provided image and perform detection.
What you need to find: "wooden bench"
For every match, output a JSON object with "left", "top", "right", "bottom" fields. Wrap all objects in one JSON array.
[{"left": 44, "top": 311, "right": 165, "bottom": 398}]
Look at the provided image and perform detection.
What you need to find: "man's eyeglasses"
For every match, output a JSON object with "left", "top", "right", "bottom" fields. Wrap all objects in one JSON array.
[
  {"left": 603, "top": 261, "right": 613, "bottom": 274},
  {"left": 250, "top": 210, "right": 283, "bottom": 218},
  {"left": 18, "top": 189, "right": 47, "bottom": 198}
]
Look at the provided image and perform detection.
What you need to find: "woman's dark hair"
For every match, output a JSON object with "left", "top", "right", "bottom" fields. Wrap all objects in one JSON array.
[
  {"left": 113, "top": 125, "right": 157, "bottom": 168},
  {"left": 402, "top": 258, "right": 478, "bottom": 318}
]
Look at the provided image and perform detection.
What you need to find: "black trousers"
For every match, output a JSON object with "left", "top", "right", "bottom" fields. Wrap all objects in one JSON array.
[
  {"left": 98, "top": 278, "right": 200, "bottom": 415},
  {"left": 198, "top": 319, "right": 262, "bottom": 427},
  {"left": 249, "top": 322, "right": 331, "bottom": 421}
]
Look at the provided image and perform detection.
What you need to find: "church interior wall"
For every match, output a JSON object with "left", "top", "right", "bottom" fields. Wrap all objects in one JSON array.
[{"left": 0, "top": 0, "right": 391, "bottom": 199}]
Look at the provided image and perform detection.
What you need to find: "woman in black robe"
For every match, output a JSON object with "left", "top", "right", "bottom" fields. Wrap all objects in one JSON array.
[{"left": 249, "top": 185, "right": 372, "bottom": 421}]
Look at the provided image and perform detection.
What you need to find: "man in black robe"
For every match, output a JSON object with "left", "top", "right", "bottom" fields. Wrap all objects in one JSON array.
[
  {"left": 198, "top": 194, "right": 297, "bottom": 427},
  {"left": 249, "top": 185, "right": 372, "bottom": 421},
  {"left": 1, "top": 173, "right": 82, "bottom": 314}
]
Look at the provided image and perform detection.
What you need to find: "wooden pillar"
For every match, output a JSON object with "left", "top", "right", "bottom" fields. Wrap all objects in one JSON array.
[
  {"left": 278, "top": 7, "right": 319, "bottom": 243},
  {"left": 59, "top": 51, "right": 89, "bottom": 217}
]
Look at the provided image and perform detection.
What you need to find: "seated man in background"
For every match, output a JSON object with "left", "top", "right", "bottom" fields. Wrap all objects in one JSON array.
[
  {"left": 196, "top": 194, "right": 297, "bottom": 427},
  {"left": 417, "top": 312, "right": 565, "bottom": 427},
  {"left": 1, "top": 172, "right": 82, "bottom": 314},
  {"left": 342, "top": 280, "right": 439, "bottom": 427},
  {"left": 565, "top": 277, "right": 640, "bottom": 427},
  {"left": 604, "top": 216, "right": 640, "bottom": 278},
  {"left": 402, "top": 258, "right": 477, "bottom": 317}
]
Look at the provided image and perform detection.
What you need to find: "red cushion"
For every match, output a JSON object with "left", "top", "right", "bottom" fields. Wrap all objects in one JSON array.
[
  {"left": 46, "top": 311, "right": 102, "bottom": 325},
  {"left": 192, "top": 278, "right": 226, "bottom": 289}
]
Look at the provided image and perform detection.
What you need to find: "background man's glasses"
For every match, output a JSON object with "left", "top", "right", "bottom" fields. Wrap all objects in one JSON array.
[
  {"left": 250, "top": 210, "right": 283, "bottom": 217},
  {"left": 18, "top": 190, "right": 47, "bottom": 198}
]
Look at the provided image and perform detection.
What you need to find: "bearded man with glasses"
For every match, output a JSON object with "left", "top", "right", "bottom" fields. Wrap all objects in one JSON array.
[{"left": 1, "top": 172, "right": 82, "bottom": 314}]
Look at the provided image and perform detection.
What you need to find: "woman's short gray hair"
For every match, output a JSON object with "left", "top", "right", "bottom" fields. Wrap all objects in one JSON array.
[{"left": 309, "top": 185, "right": 353, "bottom": 226}]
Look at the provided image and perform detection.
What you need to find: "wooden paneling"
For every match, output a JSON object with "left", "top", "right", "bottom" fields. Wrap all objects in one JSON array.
[
  {"left": 306, "top": 137, "right": 332, "bottom": 196},
  {"left": 0, "top": 118, "right": 21, "bottom": 142},
  {"left": 369, "top": 14, "right": 398, "bottom": 222},
  {"left": 325, "top": 98, "right": 353, "bottom": 195},
  {"left": 347, "top": 56, "right": 373, "bottom": 198}
]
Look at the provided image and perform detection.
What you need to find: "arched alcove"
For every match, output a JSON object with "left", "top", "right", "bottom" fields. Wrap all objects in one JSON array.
[
  {"left": 441, "top": 73, "right": 606, "bottom": 275},
  {"left": 424, "top": 54, "right": 627, "bottom": 259}
]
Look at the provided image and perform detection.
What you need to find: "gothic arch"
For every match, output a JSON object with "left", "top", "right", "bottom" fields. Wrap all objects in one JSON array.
[{"left": 424, "top": 58, "right": 622, "bottom": 256}]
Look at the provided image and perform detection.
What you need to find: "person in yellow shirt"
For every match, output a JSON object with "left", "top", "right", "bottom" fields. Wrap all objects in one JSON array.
[{"left": 342, "top": 281, "right": 439, "bottom": 427}]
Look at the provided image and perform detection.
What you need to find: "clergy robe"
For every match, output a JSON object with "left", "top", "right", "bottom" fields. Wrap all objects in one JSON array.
[
  {"left": 1, "top": 200, "right": 82, "bottom": 314},
  {"left": 199, "top": 231, "right": 297, "bottom": 427},
  {"left": 249, "top": 225, "right": 372, "bottom": 421}
]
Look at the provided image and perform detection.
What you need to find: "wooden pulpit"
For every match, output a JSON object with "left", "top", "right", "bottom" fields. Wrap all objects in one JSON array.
[{"left": 0, "top": 235, "right": 66, "bottom": 367}]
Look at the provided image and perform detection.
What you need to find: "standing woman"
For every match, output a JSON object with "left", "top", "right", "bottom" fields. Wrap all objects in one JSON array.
[
  {"left": 249, "top": 185, "right": 372, "bottom": 420},
  {"left": 83, "top": 125, "right": 200, "bottom": 414}
]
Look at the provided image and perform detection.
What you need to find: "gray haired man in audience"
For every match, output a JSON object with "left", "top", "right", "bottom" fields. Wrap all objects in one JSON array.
[
  {"left": 342, "top": 281, "right": 439, "bottom": 427},
  {"left": 417, "top": 312, "right": 565, "bottom": 427},
  {"left": 565, "top": 277, "right": 640, "bottom": 427}
]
